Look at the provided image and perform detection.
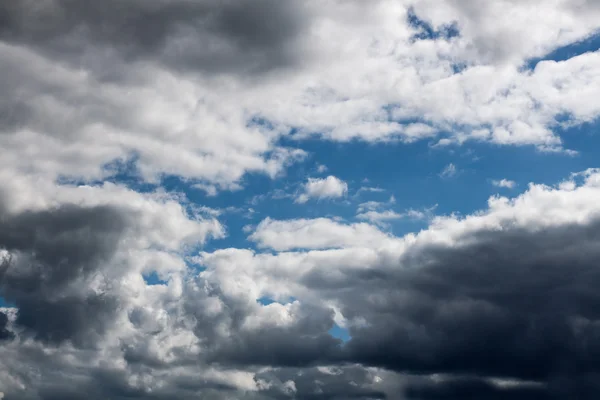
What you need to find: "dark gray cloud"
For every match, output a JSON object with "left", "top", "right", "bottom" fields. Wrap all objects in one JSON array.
[
  {"left": 254, "top": 366, "right": 386, "bottom": 399},
  {"left": 0, "top": 311, "right": 15, "bottom": 341},
  {"left": 0, "top": 0, "right": 308, "bottom": 78},
  {"left": 213, "top": 306, "right": 342, "bottom": 367},
  {"left": 180, "top": 279, "right": 342, "bottom": 368},
  {"left": 331, "top": 221, "right": 600, "bottom": 397},
  {"left": 0, "top": 203, "right": 129, "bottom": 345},
  {"left": 403, "top": 377, "right": 552, "bottom": 400}
]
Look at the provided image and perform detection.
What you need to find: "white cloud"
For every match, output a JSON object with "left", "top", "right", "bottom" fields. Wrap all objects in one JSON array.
[
  {"left": 356, "top": 187, "right": 386, "bottom": 196},
  {"left": 356, "top": 209, "right": 427, "bottom": 226},
  {"left": 248, "top": 217, "right": 394, "bottom": 251},
  {"left": 439, "top": 163, "right": 458, "bottom": 178},
  {"left": 231, "top": 1, "right": 600, "bottom": 150},
  {"left": 356, "top": 210, "right": 406, "bottom": 223},
  {"left": 356, "top": 198, "right": 435, "bottom": 227},
  {"left": 295, "top": 176, "right": 348, "bottom": 203},
  {"left": 492, "top": 179, "right": 517, "bottom": 189},
  {"left": 211, "top": 169, "right": 600, "bottom": 310},
  {"left": 0, "top": 0, "right": 599, "bottom": 200}
]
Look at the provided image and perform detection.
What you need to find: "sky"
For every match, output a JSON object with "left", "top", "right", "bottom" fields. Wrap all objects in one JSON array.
[{"left": 1, "top": 0, "right": 600, "bottom": 399}]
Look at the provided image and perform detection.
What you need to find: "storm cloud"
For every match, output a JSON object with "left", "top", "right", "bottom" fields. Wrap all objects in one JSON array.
[{"left": 339, "top": 220, "right": 600, "bottom": 395}]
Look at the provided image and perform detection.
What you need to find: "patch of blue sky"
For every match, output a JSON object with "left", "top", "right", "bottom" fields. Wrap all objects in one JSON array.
[
  {"left": 329, "top": 324, "right": 351, "bottom": 343},
  {"left": 525, "top": 31, "right": 600, "bottom": 71},
  {"left": 143, "top": 271, "right": 169, "bottom": 286},
  {"left": 256, "top": 296, "right": 297, "bottom": 306},
  {"left": 406, "top": 6, "right": 460, "bottom": 42},
  {"left": 0, "top": 297, "right": 14, "bottom": 308}
]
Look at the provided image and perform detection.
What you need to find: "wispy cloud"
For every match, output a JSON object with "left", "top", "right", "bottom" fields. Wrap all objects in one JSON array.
[
  {"left": 492, "top": 178, "right": 517, "bottom": 189},
  {"left": 439, "top": 163, "right": 458, "bottom": 178}
]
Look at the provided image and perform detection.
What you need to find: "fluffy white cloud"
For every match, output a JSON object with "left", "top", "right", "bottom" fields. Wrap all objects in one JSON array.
[
  {"left": 1, "top": 0, "right": 598, "bottom": 201},
  {"left": 295, "top": 175, "right": 348, "bottom": 203},
  {"left": 248, "top": 217, "right": 393, "bottom": 251}
]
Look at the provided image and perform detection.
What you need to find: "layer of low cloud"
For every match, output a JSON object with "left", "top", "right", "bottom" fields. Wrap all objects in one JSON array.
[{"left": 3, "top": 170, "right": 600, "bottom": 398}]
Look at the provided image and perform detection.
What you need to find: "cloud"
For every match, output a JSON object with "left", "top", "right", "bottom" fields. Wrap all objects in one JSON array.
[
  {"left": 0, "top": 0, "right": 598, "bottom": 206},
  {"left": 0, "top": 0, "right": 598, "bottom": 201},
  {"left": 0, "top": 311, "right": 14, "bottom": 341},
  {"left": 295, "top": 176, "right": 348, "bottom": 204},
  {"left": 200, "top": 170, "right": 600, "bottom": 398},
  {"left": 248, "top": 217, "right": 393, "bottom": 251},
  {"left": 3, "top": 171, "right": 600, "bottom": 397},
  {"left": 355, "top": 197, "right": 432, "bottom": 227},
  {"left": 492, "top": 178, "right": 517, "bottom": 189},
  {"left": 2, "top": 0, "right": 600, "bottom": 398},
  {"left": 0, "top": 0, "right": 309, "bottom": 77},
  {"left": 356, "top": 186, "right": 387, "bottom": 196},
  {"left": 356, "top": 209, "right": 427, "bottom": 227},
  {"left": 0, "top": 204, "right": 128, "bottom": 345},
  {"left": 439, "top": 163, "right": 458, "bottom": 178},
  {"left": 316, "top": 164, "right": 328, "bottom": 173},
  {"left": 404, "top": 377, "right": 551, "bottom": 400}
]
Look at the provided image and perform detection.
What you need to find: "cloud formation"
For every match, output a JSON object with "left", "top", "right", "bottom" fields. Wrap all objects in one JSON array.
[
  {"left": 295, "top": 176, "right": 349, "bottom": 204},
  {"left": 492, "top": 178, "right": 517, "bottom": 189},
  {"left": 2, "top": 0, "right": 600, "bottom": 398},
  {"left": 4, "top": 170, "right": 600, "bottom": 398}
]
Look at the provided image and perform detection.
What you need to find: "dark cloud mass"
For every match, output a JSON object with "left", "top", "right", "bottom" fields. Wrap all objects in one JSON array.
[
  {"left": 4, "top": 204, "right": 600, "bottom": 398},
  {"left": 404, "top": 377, "right": 552, "bottom": 400},
  {"left": 0, "top": 0, "right": 307, "bottom": 76},
  {"left": 0, "top": 204, "right": 129, "bottom": 345},
  {"left": 337, "top": 221, "right": 600, "bottom": 397},
  {"left": 0, "top": 311, "right": 15, "bottom": 341}
]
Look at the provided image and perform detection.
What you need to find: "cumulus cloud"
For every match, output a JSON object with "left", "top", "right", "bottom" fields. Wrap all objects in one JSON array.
[
  {"left": 3, "top": 0, "right": 600, "bottom": 398},
  {"left": 295, "top": 176, "right": 348, "bottom": 204},
  {"left": 248, "top": 217, "right": 393, "bottom": 251},
  {"left": 0, "top": 0, "right": 597, "bottom": 198},
  {"left": 204, "top": 169, "right": 600, "bottom": 398},
  {"left": 4, "top": 168, "right": 600, "bottom": 398}
]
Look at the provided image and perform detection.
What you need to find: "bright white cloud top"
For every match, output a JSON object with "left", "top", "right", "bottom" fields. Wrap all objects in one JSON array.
[
  {"left": 295, "top": 175, "right": 349, "bottom": 203},
  {"left": 1, "top": 1, "right": 600, "bottom": 399}
]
